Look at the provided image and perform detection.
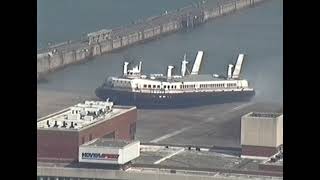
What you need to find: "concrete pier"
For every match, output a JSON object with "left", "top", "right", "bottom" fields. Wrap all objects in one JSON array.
[{"left": 37, "top": 0, "right": 267, "bottom": 80}]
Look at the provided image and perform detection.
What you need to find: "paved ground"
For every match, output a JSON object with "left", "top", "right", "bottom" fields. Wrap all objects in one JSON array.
[
  {"left": 136, "top": 101, "right": 282, "bottom": 147},
  {"left": 159, "top": 150, "right": 244, "bottom": 169},
  {"left": 131, "top": 145, "right": 282, "bottom": 178},
  {"left": 135, "top": 145, "right": 264, "bottom": 170},
  {"left": 37, "top": 89, "right": 282, "bottom": 148},
  {"left": 37, "top": 89, "right": 96, "bottom": 118}
]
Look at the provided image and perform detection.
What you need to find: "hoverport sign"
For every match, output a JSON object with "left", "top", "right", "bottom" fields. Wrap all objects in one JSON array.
[{"left": 82, "top": 152, "right": 119, "bottom": 160}]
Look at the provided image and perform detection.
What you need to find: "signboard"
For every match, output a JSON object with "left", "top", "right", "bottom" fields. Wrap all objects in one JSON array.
[{"left": 79, "top": 140, "right": 140, "bottom": 164}]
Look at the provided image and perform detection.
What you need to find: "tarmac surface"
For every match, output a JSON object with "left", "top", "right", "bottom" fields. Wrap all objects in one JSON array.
[
  {"left": 37, "top": 88, "right": 282, "bottom": 148},
  {"left": 37, "top": 92, "right": 282, "bottom": 178},
  {"left": 37, "top": 89, "right": 96, "bottom": 118},
  {"left": 137, "top": 101, "right": 282, "bottom": 147},
  {"left": 135, "top": 145, "right": 266, "bottom": 171},
  {"left": 130, "top": 144, "right": 283, "bottom": 178}
]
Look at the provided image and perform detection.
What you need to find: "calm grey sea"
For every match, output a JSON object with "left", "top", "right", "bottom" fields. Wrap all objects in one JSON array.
[{"left": 37, "top": 0, "right": 283, "bottom": 104}]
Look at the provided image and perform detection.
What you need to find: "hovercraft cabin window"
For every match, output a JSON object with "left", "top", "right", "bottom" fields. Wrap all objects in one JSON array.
[
  {"left": 157, "top": 85, "right": 160, "bottom": 88},
  {"left": 148, "top": 85, "right": 151, "bottom": 88},
  {"left": 144, "top": 84, "right": 147, "bottom": 88}
]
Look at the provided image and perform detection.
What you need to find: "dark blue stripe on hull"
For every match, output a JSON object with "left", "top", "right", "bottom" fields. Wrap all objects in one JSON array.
[{"left": 95, "top": 88, "right": 255, "bottom": 109}]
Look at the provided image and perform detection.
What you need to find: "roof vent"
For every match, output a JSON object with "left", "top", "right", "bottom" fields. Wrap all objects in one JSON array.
[
  {"left": 62, "top": 121, "right": 67, "bottom": 128},
  {"left": 70, "top": 122, "right": 74, "bottom": 129},
  {"left": 53, "top": 121, "right": 58, "bottom": 128}
]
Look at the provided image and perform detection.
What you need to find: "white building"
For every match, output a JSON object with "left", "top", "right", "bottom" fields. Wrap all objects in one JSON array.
[
  {"left": 241, "top": 112, "right": 283, "bottom": 159},
  {"left": 79, "top": 138, "right": 140, "bottom": 165}
]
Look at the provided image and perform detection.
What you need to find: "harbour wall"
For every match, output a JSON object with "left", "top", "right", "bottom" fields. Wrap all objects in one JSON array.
[{"left": 37, "top": 0, "right": 267, "bottom": 80}]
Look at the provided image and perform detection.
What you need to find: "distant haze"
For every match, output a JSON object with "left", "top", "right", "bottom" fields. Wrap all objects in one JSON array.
[{"left": 37, "top": 0, "right": 283, "bottom": 104}]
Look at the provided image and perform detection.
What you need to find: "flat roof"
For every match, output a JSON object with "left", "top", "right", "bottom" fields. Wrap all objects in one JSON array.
[
  {"left": 245, "top": 112, "right": 282, "bottom": 119},
  {"left": 133, "top": 145, "right": 283, "bottom": 177},
  {"left": 135, "top": 145, "right": 262, "bottom": 171},
  {"left": 37, "top": 100, "right": 136, "bottom": 131},
  {"left": 37, "top": 144, "right": 282, "bottom": 178},
  {"left": 81, "top": 138, "right": 139, "bottom": 148}
]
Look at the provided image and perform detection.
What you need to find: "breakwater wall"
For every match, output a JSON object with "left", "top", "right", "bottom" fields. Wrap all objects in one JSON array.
[{"left": 37, "top": 0, "right": 267, "bottom": 80}]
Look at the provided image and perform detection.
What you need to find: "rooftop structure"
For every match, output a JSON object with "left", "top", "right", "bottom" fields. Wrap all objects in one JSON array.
[
  {"left": 79, "top": 138, "right": 140, "bottom": 165},
  {"left": 37, "top": 99, "right": 116, "bottom": 131},
  {"left": 37, "top": 100, "right": 137, "bottom": 162},
  {"left": 247, "top": 112, "right": 282, "bottom": 119},
  {"left": 38, "top": 144, "right": 283, "bottom": 179},
  {"left": 241, "top": 112, "right": 283, "bottom": 158}
]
